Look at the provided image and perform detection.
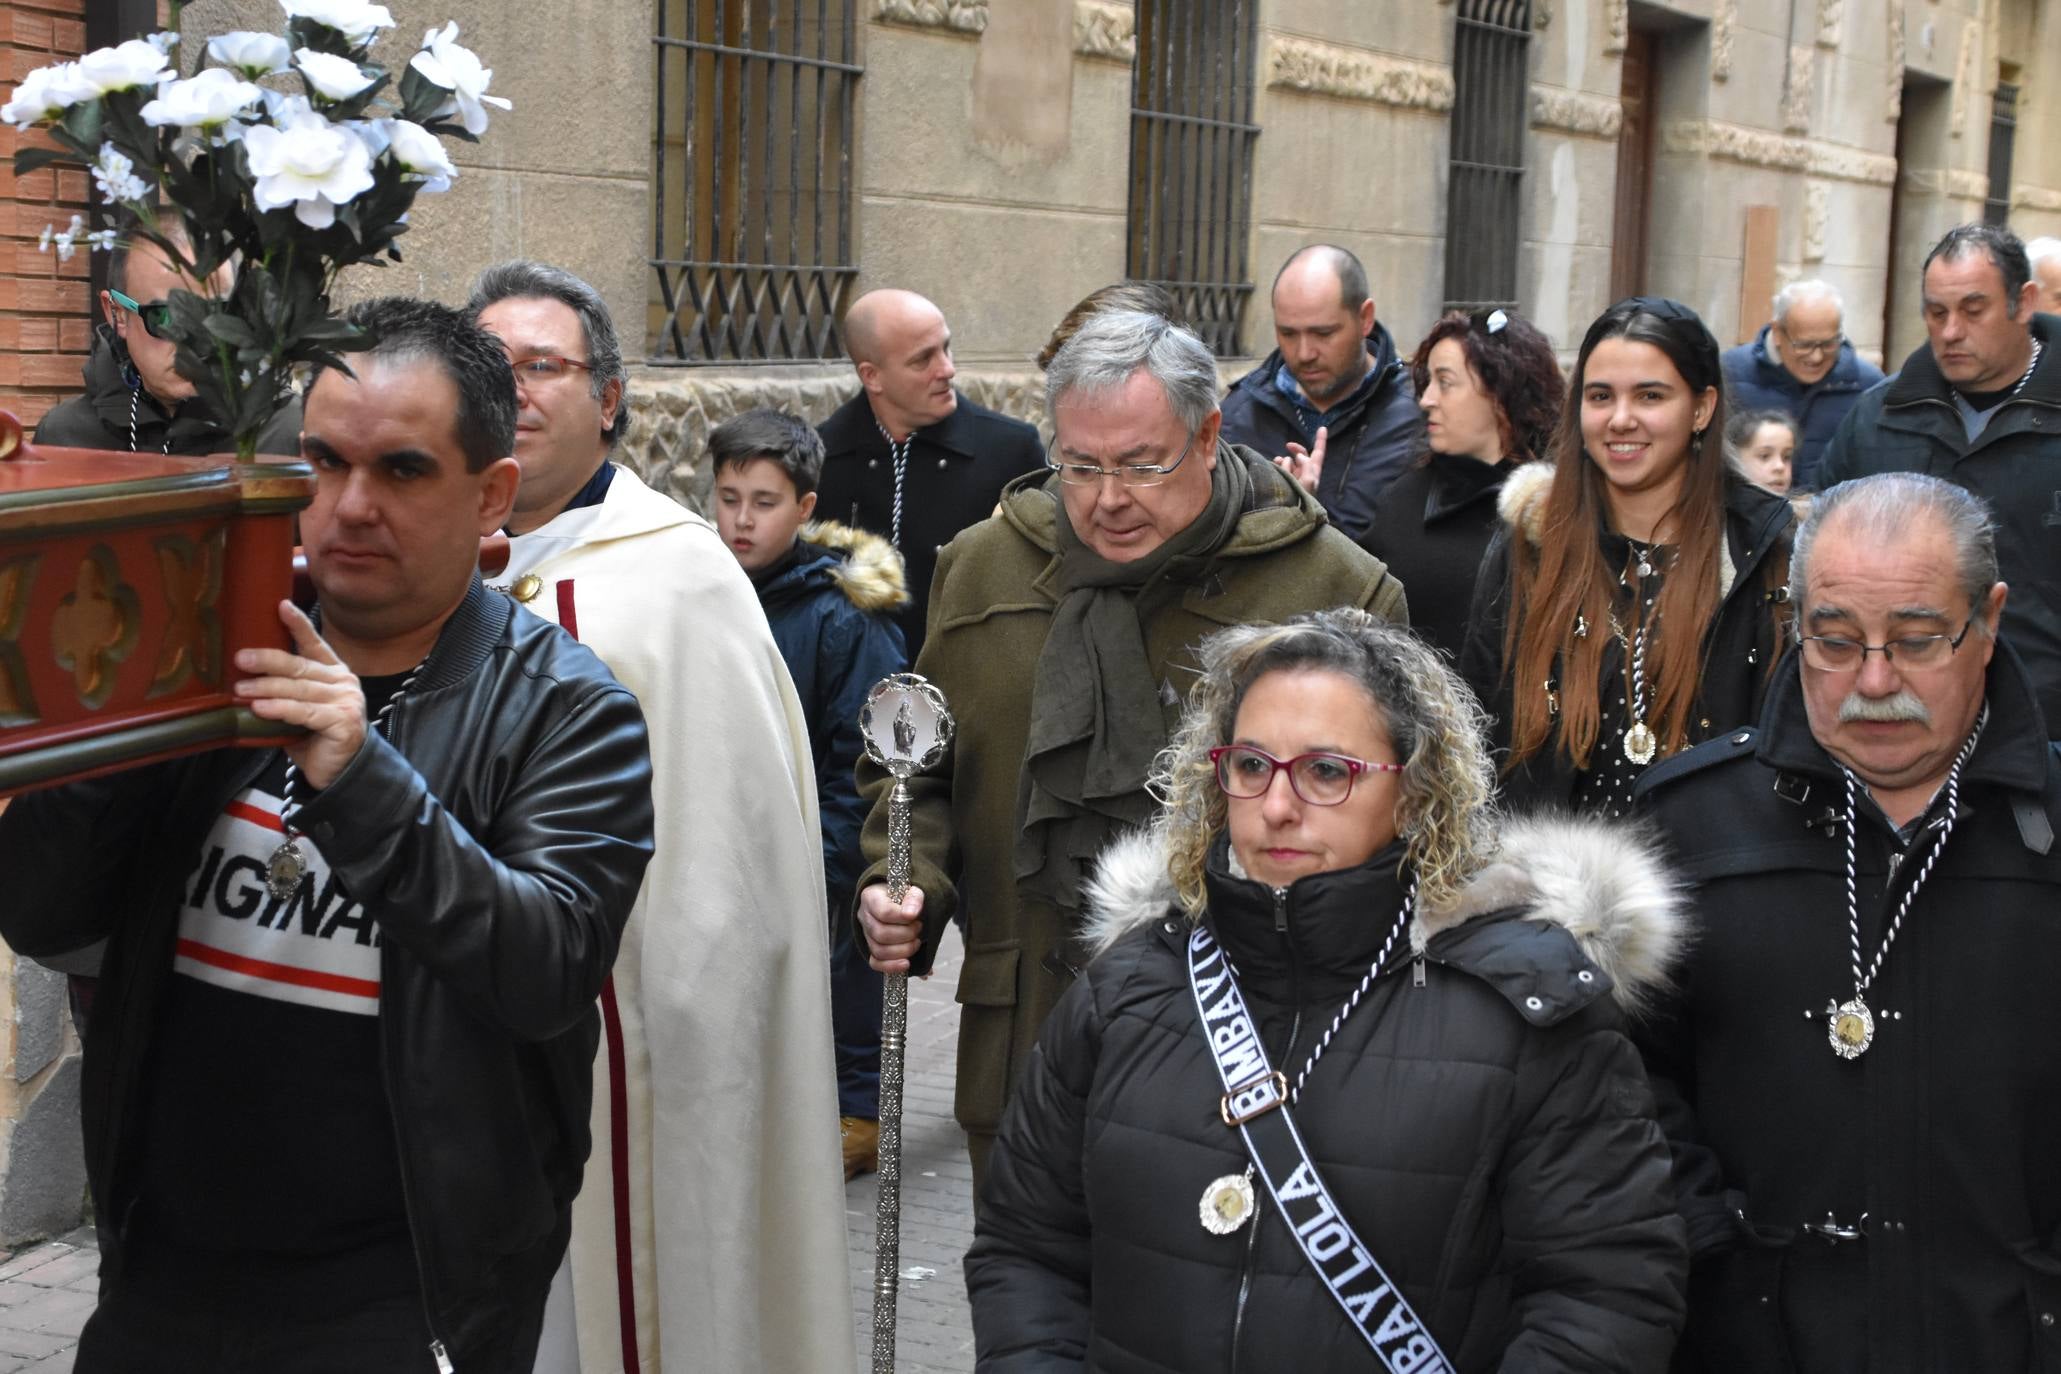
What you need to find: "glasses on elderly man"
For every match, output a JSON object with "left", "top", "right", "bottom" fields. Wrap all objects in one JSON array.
[
  {"left": 109, "top": 288, "right": 175, "bottom": 341},
  {"left": 1797, "top": 617, "right": 1979, "bottom": 673},
  {"left": 1046, "top": 428, "right": 1199, "bottom": 488},
  {"left": 508, "top": 354, "right": 594, "bottom": 385},
  {"left": 1779, "top": 329, "right": 1845, "bottom": 358},
  {"left": 1209, "top": 745, "right": 1402, "bottom": 807}
]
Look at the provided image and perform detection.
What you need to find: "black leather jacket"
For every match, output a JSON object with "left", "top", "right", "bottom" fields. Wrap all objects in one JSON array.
[{"left": 0, "top": 579, "right": 655, "bottom": 1367}]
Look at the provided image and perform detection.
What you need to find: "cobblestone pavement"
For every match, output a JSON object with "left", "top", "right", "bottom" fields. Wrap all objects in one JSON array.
[
  {"left": 0, "top": 930, "right": 979, "bottom": 1374},
  {"left": 0, "top": 1227, "right": 94, "bottom": 1371},
  {"left": 847, "top": 924, "right": 976, "bottom": 1374}
]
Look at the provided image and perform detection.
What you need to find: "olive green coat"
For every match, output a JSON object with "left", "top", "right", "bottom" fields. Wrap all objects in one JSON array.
[{"left": 854, "top": 447, "right": 1409, "bottom": 1166}]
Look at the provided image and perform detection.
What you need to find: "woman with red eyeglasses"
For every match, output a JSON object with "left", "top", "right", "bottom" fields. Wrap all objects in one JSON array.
[{"left": 966, "top": 608, "right": 1688, "bottom": 1372}]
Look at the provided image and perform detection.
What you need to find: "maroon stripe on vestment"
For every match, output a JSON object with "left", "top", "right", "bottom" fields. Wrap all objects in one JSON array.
[{"left": 556, "top": 579, "right": 642, "bottom": 1370}]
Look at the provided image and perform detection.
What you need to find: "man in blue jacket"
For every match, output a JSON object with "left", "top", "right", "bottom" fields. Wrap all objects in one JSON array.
[
  {"left": 1721, "top": 279, "right": 1883, "bottom": 487},
  {"left": 1219, "top": 245, "right": 1424, "bottom": 542},
  {"left": 711, "top": 408, "right": 910, "bottom": 1180}
]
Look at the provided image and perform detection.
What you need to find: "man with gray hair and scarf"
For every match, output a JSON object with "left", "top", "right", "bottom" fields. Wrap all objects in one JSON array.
[
  {"left": 1632, "top": 471, "right": 2061, "bottom": 1371},
  {"left": 467, "top": 264, "right": 852, "bottom": 1371},
  {"left": 855, "top": 309, "right": 1407, "bottom": 1189}
]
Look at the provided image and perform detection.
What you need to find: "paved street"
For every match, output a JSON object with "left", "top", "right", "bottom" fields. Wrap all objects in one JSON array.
[{"left": 0, "top": 928, "right": 980, "bottom": 1374}]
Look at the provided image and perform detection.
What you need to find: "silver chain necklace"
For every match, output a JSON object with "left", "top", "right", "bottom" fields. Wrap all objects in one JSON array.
[
  {"left": 1615, "top": 547, "right": 1664, "bottom": 765},
  {"left": 876, "top": 421, "right": 913, "bottom": 551},
  {"left": 1824, "top": 703, "right": 1987, "bottom": 1058},
  {"left": 263, "top": 660, "right": 427, "bottom": 900}
]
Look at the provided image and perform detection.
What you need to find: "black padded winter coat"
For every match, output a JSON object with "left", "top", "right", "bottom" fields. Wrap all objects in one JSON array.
[{"left": 966, "top": 821, "right": 1690, "bottom": 1372}]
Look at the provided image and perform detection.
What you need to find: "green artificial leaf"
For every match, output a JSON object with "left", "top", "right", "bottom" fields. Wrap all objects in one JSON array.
[
  {"left": 11, "top": 146, "right": 74, "bottom": 179},
  {"left": 59, "top": 99, "right": 104, "bottom": 150},
  {"left": 203, "top": 314, "right": 260, "bottom": 349}
]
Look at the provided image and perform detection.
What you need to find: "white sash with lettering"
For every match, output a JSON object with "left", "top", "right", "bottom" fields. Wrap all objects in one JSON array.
[{"left": 1186, "top": 921, "right": 1454, "bottom": 1374}]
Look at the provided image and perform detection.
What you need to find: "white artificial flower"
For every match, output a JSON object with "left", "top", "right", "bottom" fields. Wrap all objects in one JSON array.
[
  {"left": 207, "top": 31, "right": 293, "bottom": 79},
  {"left": 145, "top": 31, "right": 180, "bottom": 55},
  {"left": 383, "top": 118, "right": 456, "bottom": 192},
  {"left": 243, "top": 110, "right": 376, "bottom": 229},
  {"left": 85, "top": 228, "right": 119, "bottom": 252},
  {"left": 39, "top": 214, "right": 86, "bottom": 263},
  {"left": 141, "top": 68, "right": 263, "bottom": 130},
  {"left": 91, "top": 144, "right": 149, "bottom": 205},
  {"left": 295, "top": 48, "right": 377, "bottom": 103},
  {"left": 343, "top": 118, "right": 391, "bottom": 158},
  {"left": 2, "top": 62, "right": 94, "bottom": 126},
  {"left": 278, "top": 0, "right": 397, "bottom": 48},
  {"left": 74, "top": 38, "right": 173, "bottom": 95},
  {"left": 409, "top": 23, "right": 510, "bottom": 136}
]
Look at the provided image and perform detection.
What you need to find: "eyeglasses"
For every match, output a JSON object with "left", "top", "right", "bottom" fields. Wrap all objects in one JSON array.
[
  {"left": 109, "top": 288, "right": 174, "bottom": 341},
  {"left": 508, "top": 354, "right": 594, "bottom": 386},
  {"left": 1779, "top": 328, "right": 1845, "bottom": 358},
  {"left": 1208, "top": 745, "right": 1401, "bottom": 807},
  {"left": 1798, "top": 617, "right": 1978, "bottom": 673},
  {"left": 1046, "top": 428, "right": 1199, "bottom": 488}
]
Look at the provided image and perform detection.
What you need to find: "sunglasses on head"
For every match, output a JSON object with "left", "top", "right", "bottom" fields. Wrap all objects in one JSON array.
[{"left": 109, "top": 288, "right": 175, "bottom": 341}]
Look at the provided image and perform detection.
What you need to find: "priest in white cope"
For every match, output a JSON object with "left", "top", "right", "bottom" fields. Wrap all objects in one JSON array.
[{"left": 470, "top": 262, "right": 852, "bottom": 1374}]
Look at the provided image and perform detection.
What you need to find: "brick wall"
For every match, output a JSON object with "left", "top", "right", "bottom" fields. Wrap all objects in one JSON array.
[{"left": 0, "top": 0, "right": 93, "bottom": 433}]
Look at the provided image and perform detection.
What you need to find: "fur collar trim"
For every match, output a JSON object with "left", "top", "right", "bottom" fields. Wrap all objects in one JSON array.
[
  {"left": 1080, "top": 815, "right": 1685, "bottom": 1015},
  {"left": 799, "top": 520, "right": 911, "bottom": 614}
]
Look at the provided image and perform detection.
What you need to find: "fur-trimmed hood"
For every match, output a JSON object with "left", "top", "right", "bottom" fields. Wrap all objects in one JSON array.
[
  {"left": 1080, "top": 814, "right": 1685, "bottom": 1016},
  {"left": 795, "top": 520, "right": 910, "bottom": 614}
]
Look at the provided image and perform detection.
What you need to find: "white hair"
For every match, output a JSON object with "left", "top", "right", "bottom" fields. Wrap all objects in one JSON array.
[
  {"left": 1772, "top": 278, "right": 1844, "bottom": 328},
  {"left": 2029, "top": 237, "right": 2061, "bottom": 270}
]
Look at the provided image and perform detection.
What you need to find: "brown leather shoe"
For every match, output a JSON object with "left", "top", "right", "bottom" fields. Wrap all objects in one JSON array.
[{"left": 841, "top": 1116, "right": 879, "bottom": 1180}]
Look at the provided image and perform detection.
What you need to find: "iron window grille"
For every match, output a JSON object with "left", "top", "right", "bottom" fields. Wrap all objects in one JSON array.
[
  {"left": 1444, "top": 0, "right": 1533, "bottom": 314},
  {"left": 1984, "top": 82, "right": 2017, "bottom": 229},
  {"left": 1126, "top": 0, "right": 1261, "bottom": 357},
  {"left": 649, "top": 1, "right": 859, "bottom": 363}
]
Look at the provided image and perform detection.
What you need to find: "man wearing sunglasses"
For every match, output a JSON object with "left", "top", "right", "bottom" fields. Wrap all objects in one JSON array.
[
  {"left": 1720, "top": 278, "right": 1882, "bottom": 488},
  {"left": 854, "top": 308, "right": 1407, "bottom": 1194},
  {"left": 33, "top": 227, "right": 302, "bottom": 457},
  {"left": 466, "top": 262, "right": 851, "bottom": 1373},
  {"left": 1633, "top": 472, "right": 2061, "bottom": 1373}
]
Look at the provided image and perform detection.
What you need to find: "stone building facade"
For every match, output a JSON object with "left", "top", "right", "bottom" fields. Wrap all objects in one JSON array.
[
  {"left": 194, "top": 0, "right": 2061, "bottom": 502},
  {"left": 0, "top": 0, "right": 2056, "bottom": 1246}
]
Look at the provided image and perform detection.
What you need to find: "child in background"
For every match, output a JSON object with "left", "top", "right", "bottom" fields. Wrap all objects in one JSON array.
[{"left": 711, "top": 409, "right": 910, "bottom": 1180}]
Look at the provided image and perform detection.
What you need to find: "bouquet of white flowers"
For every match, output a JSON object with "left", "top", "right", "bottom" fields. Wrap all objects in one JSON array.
[{"left": 1, "top": 0, "right": 507, "bottom": 460}]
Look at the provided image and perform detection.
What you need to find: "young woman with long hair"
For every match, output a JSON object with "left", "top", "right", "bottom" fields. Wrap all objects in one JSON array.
[
  {"left": 1459, "top": 297, "right": 1795, "bottom": 817},
  {"left": 1364, "top": 307, "right": 1563, "bottom": 659}
]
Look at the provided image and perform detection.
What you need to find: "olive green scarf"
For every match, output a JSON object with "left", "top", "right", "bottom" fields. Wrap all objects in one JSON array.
[{"left": 1014, "top": 451, "right": 1252, "bottom": 921}]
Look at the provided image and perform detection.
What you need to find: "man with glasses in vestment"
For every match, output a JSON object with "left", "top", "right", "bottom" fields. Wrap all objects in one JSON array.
[
  {"left": 854, "top": 309, "right": 1408, "bottom": 1194},
  {"left": 466, "top": 263, "right": 852, "bottom": 1373},
  {"left": 1719, "top": 278, "right": 1882, "bottom": 489}
]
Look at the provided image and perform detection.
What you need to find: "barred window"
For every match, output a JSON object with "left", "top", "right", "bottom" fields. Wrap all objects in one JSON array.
[
  {"left": 1127, "top": 1, "right": 1261, "bottom": 356},
  {"left": 1984, "top": 80, "right": 2017, "bottom": 228},
  {"left": 648, "top": 2, "right": 859, "bottom": 363},
  {"left": 1444, "top": 0, "right": 1533, "bottom": 313}
]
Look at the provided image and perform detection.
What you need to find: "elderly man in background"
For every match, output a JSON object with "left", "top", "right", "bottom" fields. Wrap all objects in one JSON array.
[
  {"left": 816, "top": 287, "right": 1045, "bottom": 660},
  {"left": 2027, "top": 235, "right": 2061, "bottom": 314},
  {"left": 1635, "top": 472, "right": 2061, "bottom": 1372},
  {"left": 1219, "top": 244, "right": 1425, "bottom": 542},
  {"left": 1719, "top": 278, "right": 1883, "bottom": 488},
  {"left": 856, "top": 310, "right": 1408, "bottom": 1190},
  {"left": 34, "top": 226, "right": 300, "bottom": 456},
  {"left": 468, "top": 263, "right": 850, "bottom": 1374},
  {"left": 1819, "top": 223, "right": 2061, "bottom": 735}
]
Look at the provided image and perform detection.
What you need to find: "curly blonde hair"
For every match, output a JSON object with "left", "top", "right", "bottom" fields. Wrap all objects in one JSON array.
[{"left": 1149, "top": 608, "right": 1499, "bottom": 916}]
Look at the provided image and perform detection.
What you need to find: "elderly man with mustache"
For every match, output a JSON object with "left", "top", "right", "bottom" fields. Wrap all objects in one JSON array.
[{"left": 1629, "top": 471, "right": 2061, "bottom": 1373}]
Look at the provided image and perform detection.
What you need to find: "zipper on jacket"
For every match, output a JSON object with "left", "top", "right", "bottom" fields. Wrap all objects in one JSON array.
[
  {"left": 375, "top": 703, "right": 458, "bottom": 1372},
  {"left": 1231, "top": 886, "right": 1305, "bottom": 1372}
]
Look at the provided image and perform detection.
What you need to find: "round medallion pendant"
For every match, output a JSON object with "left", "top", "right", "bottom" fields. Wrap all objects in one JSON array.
[
  {"left": 1199, "top": 1173, "right": 1255, "bottom": 1235},
  {"left": 265, "top": 838, "right": 309, "bottom": 901},
  {"left": 1827, "top": 997, "right": 1875, "bottom": 1059},
  {"left": 1623, "top": 722, "right": 1658, "bottom": 765},
  {"left": 511, "top": 573, "right": 544, "bottom": 604}
]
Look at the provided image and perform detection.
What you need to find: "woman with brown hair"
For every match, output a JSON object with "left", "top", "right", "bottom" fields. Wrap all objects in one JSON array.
[
  {"left": 1364, "top": 307, "right": 1563, "bottom": 659},
  {"left": 1459, "top": 296, "right": 1795, "bottom": 817}
]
